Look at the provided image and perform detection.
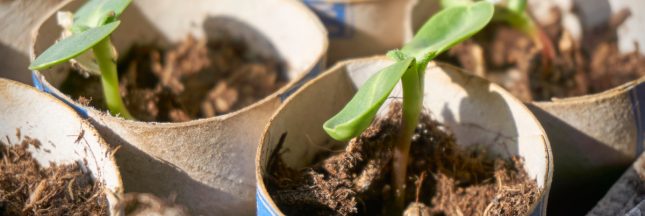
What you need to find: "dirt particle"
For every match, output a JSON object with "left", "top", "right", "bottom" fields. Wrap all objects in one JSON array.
[
  {"left": 23, "top": 136, "right": 41, "bottom": 149},
  {"left": 78, "top": 96, "right": 92, "bottom": 106}
]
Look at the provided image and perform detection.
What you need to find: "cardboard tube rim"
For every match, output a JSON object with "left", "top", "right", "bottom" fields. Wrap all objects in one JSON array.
[{"left": 533, "top": 76, "right": 645, "bottom": 107}]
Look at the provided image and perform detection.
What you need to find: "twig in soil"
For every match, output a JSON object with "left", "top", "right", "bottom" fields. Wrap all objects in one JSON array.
[
  {"left": 2, "top": 150, "right": 9, "bottom": 165},
  {"left": 69, "top": 123, "right": 104, "bottom": 183},
  {"left": 455, "top": 206, "right": 465, "bottom": 216},
  {"left": 68, "top": 177, "right": 76, "bottom": 201},
  {"left": 483, "top": 199, "right": 495, "bottom": 216},
  {"left": 24, "top": 179, "right": 47, "bottom": 211},
  {"left": 273, "top": 133, "right": 288, "bottom": 156},
  {"left": 415, "top": 171, "right": 427, "bottom": 203},
  {"left": 87, "top": 187, "right": 105, "bottom": 202},
  {"left": 109, "top": 145, "right": 122, "bottom": 158},
  {"left": 495, "top": 164, "right": 504, "bottom": 189},
  {"left": 74, "top": 129, "right": 85, "bottom": 145},
  {"left": 268, "top": 132, "right": 289, "bottom": 178},
  {"left": 68, "top": 124, "right": 86, "bottom": 145}
]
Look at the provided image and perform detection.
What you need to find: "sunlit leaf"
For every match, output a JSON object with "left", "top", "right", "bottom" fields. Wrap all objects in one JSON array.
[
  {"left": 72, "top": 0, "right": 131, "bottom": 33},
  {"left": 401, "top": 1, "right": 494, "bottom": 63},
  {"left": 440, "top": 0, "right": 473, "bottom": 8},
  {"left": 29, "top": 21, "right": 120, "bottom": 70},
  {"left": 386, "top": 49, "right": 409, "bottom": 61},
  {"left": 324, "top": 58, "right": 415, "bottom": 141},
  {"left": 504, "top": 0, "right": 527, "bottom": 14}
]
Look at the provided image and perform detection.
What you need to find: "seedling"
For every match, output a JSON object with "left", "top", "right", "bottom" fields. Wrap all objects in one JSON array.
[
  {"left": 442, "top": 0, "right": 556, "bottom": 70},
  {"left": 29, "top": 0, "right": 134, "bottom": 119},
  {"left": 323, "top": 1, "right": 494, "bottom": 211}
]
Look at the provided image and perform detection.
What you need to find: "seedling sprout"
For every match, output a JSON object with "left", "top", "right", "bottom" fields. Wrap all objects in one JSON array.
[
  {"left": 323, "top": 1, "right": 494, "bottom": 212},
  {"left": 29, "top": 0, "right": 134, "bottom": 119}
]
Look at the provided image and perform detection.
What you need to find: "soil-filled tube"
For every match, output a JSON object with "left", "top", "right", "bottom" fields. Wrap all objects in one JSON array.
[
  {"left": 527, "top": 0, "right": 645, "bottom": 213},
  {"left": 29, "top": 0, "right": 327, "bottom": 215},
  {"left": 412, "top": 0, "right": 645, "bottom": 213},
  {"left": 0, "top": 78, "right": 123, "bottom": 215},
  {"left": 256, "top": 57, "right": 553, "bottom": 215}
]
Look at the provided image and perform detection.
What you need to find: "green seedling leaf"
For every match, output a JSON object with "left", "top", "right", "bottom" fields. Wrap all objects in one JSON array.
[
  {"left": 324, "top": 58, "right": 415, "bottom": 141},
  {"left": 444, "top": 0, "right": 524, "bottom": 14},
  {"left": 504, "top": 0, "right": 527, "bottom": 14},
  {"left": 401, "top": 1, "right": 494, "bottom": 63},
  {"left": 57, "top": 11, "right": 101, "bottom": 75},
  {"left": 386, "top": 49, "right": 409, "bottom": 61},
  {"left": 73, "top": 0, "right": 131, "bottom": 33},
  {"left": 440, "top": 0, "right": 473, "bottom": 8},
  {"left": 29, "top": 21, "right": 120, "bottom": 70}
]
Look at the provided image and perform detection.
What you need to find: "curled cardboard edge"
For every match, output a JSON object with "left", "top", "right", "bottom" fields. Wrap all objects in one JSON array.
[
  {"left": 255, "top": 56, "right": 553, "bottom": 216},
  {"left": 0, "top": 0, "right": 70, "bottom": 84},
  {"left": 530, "top": 76, "right": 645, "bottom": 214},
  {"left": 532, "top": 76, "right": 645, "bottom": 159},
  {"left": 411, "top": 0, "right": 644, "bottom": 212},
  {"left": 28, "top": 0, "right": 328, "bottom": 215},
  {"left": 0, "top": 78, "right": 123, "bottom": 215},
  {"left": 529, "top": 76, "right": 645, "bottom": 176},
  {"left": 528, "top": 0, "right": 645, "bottom": 212}
]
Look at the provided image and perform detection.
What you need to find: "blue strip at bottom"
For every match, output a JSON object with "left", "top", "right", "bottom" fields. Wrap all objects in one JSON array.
[
  {"left": 629, "top": 82, "right": 645, "bottom": 157},
  {"left": 257, "top": 189, "right": 278, "bottom": 216},
  {"left": 31, "top": 72, "right": 89, "bottom": 118}
]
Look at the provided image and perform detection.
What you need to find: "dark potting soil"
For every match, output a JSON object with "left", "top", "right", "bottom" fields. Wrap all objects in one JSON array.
[
  {"left": 117, "top": 193, "right": 190, "bottom": 216},
  {"left": 266, "top": 102, "right": 539, "bottom": 216},
  {"left": 438, "top": 8, "right": 645, "bottom": 101},
  {"left": 0, "top": 134, "right": 108, "bottom": 215},
  {"left": 60, "top": 35, "right": 286, "bottom": 122}
]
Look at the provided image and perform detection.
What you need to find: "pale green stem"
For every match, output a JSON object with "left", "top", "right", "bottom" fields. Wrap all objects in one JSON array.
[
  {"left": 93, "top": 38, "right": 133, "bottom": 119},
  {"left": 392, "top": 65, "right": 424, "bottom": 212}
]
